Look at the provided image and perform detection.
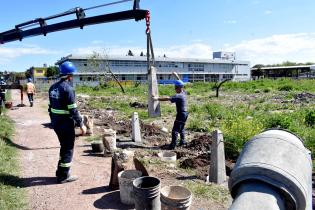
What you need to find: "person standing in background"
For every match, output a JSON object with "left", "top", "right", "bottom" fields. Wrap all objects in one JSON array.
[{"left": 26, "top": 78, "right": 36, "bottom": 107}]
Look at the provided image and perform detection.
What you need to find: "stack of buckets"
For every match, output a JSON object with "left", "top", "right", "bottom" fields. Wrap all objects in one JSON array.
[{"left": 118, "top": 171, "right": 192, "bottom": 210}]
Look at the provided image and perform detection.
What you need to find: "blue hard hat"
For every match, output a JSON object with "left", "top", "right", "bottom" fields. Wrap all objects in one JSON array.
[
  {"left": 59, "top": 61, "right": 77, "bottom": 75},
  {"left": 174, "top": 80, "right": 184, "bottom": 87}
]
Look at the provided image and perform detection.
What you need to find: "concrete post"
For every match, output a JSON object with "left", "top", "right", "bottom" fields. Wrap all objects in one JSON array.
[
  {"left": 208, "top": 130, "right": 226, "bottom": 184},
  {"left": 148, "top": 66, "right": 161, "bottom": 117},
  {"left": 132, "top": 112, "right": 142, "bottom": 143}
]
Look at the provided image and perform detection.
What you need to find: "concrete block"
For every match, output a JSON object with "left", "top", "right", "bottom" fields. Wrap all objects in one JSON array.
[
  {"left": 148, "top": 66, "right": 161, "bottom": 117},
  {"left": 132, "top": 112, "right": 142, "bottom": 143},
  {"left": 208, "top": 130, "right": 226, "bottom": 184}
]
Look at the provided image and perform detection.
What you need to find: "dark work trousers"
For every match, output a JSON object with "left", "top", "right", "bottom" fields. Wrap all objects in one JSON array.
[
  {"left": 171, "top": 112, "right": 189, "bottom": 148},
  {"left": 27, "top": 93, "right": 34, "bottom": 106},
  {"left": 0, "top": 92, "right": 5, "bottom": 114},
  {"left": 52, "top": 116, "right": 75, "bottom": 181}
]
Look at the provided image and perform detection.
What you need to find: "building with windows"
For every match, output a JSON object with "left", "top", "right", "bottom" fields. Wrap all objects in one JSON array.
[
  {"left": 251, "top": 65, "right": 315, "bottom": 79},
  {"left": 28, "top": 65, "right": 48, "bottom": 82},
  {"left": 56, "top": 52, "right": 250, "bottom": 86}
]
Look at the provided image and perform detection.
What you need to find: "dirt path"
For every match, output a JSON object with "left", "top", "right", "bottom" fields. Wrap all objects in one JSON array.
[{"left": 8, "top": 90, "right": 129, "bottom": 210}]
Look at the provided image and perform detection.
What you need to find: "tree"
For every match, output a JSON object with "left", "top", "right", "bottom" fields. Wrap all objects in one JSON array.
[
  {"left": 88, "top": 51, "right": 125, "bottom": 93},
  {"left": 213, "top": 79, "right": 231, "bottom": 97},
  {"left": 127, "top": 50, "right": 134, "bottom": 56},
  {"left": 25, "top": 69, "right": 32, "bottom": 78},
  {"left": 45, "top": 66, "right": 59, "bottom": 78}
]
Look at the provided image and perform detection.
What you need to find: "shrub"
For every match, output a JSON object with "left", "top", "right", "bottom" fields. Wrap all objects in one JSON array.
[
  {"left": 263, "top": 88, "right": 272, "bottom": 93},
  {"left": 305, "top": 110, "right": 315, "bottom": 127},
  {"left": 187, "top": 117, "right": 209, "bottom": 132},
  {"left": 204, "top": 103, "right": 225, "bottom": 119},
  {"left": 263, "top": 113, "right": 292, "bottom": 129},
  {"left": 278, "top": 85, "right": 293, "bottom": 91},
  {"left": 221, "top": 117, "right": 264, "bottom": 159}
]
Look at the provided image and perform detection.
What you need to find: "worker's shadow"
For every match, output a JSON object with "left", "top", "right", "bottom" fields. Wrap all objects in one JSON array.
[
  {"left": 1, "top": 136, "right": 59, "bottom": 151},
  {"left": 0, "top": 173, "right": 57, "bottom": 187},
  {"left": 41, "top": 122, "right": 53, "bottom": 129},
  {"left": 1, "top": 136, "right": 32, "bottom": 150},
  {"left": 93, "top": 190, "right": 134, "bottom": 209},
  {"left": 82, "top": 186, "right": 134, "bottom": 209}
]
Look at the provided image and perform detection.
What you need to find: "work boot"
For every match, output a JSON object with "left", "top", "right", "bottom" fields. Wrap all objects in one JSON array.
[
  {"left": 179, "top": 141, "right": 187, "bottom": 147},
  {"left": 168, "top": 144, "right": 176, "bottom": 150},
  {"left": 57, "top": 175, "right": 78, "bottom": 184},
  {"left": 30, "top": 102, "right": 33, "bottom": 107}
]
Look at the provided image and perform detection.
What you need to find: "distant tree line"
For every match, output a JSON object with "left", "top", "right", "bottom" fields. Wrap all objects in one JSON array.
[{"left": 253, "top": 61, "right": 314, "bottom": 68}]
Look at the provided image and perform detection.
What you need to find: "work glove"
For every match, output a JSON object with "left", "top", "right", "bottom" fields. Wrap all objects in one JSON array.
[
  {"left": 80, "top": 125, "right": 87, "bottom": 135},
  {"left": 152, "top": 96, "right": 159, "bottom": 101}
]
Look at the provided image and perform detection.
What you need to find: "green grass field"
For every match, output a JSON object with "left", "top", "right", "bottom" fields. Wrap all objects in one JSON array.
[
  {"left": 0, "top": 115, "right": 27, "bottom": 210},
  {"left": 77, "top": 79, "right": 315, "bottom": 159}
]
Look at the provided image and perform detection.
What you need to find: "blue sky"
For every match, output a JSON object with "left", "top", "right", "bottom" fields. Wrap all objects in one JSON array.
[{"left": 1, "top": 0, "right": 315, "bottom": 71}]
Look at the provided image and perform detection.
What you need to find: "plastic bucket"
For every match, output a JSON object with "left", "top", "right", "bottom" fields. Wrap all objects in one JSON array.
[
  {"left": 158, "top": 151, "right": 177, "bottom": 162},
  {"left": 5, "top": 101, "right": 12, "bottom": 109},
  {"left": 133, "top": 176, "right": 161, "bottom": 210},
  {"left": 161, "top": 186, "right": 192, "bottom": 210},
  {"left": 118, "top": 170, "right": 142, "bottom": 205},
  {"left": 91, "top": 141, "right": 104, "bottom": 153}
]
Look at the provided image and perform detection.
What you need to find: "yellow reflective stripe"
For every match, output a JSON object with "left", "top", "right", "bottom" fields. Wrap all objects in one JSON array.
[
  {"left": 59, "top": 162, "right": 71, "bottom": 167},
  {"left": 67, "top": 103, "right": 77, "bottom": 109},
  {"left": 51, "top": 108, "right": 70, "bottom": 114}
]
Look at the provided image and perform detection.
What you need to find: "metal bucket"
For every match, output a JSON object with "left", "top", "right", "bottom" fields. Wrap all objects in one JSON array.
[
  {"left": 161, "top": 186, "right": 192, "bottom": 210},
  {"left": 118, "top": 170, "right": 142, "bottom": 205},
  {"left": 133, "top": 176, "right": 161, "bottom": 210}
]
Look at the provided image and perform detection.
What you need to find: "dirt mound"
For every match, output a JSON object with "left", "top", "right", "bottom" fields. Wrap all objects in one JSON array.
[
  {"left": 294, "top": 92, "right": 315, "bottom": 103},
  {"left": 129, "top": 102, "right": 147, "bottom": 108},
  {"left": 180, "top": 153, "right": 210, "bottom": 169},
  {"left": 186, "top": 134, "right": 212, "bottom": 152}
]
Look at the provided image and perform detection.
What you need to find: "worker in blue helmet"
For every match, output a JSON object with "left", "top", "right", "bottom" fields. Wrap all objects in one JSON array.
[
  {"left": 153, "top": 72, "right": 188, "bottom": 150},
  {"left": 48, "top": 61, "right": 86, "bottom": 184}
]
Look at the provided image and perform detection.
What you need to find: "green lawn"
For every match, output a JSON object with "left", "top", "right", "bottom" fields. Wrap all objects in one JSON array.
[
  {"left": 0, "top": 115, "right": 27, "bottom": 210},
  {"left": 77, "top": 79, "right": 315, "bottom": 159}
]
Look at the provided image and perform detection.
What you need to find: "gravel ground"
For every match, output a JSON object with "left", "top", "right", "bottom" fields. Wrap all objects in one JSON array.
[
  {"left": 8, "top": 90, "right": 229, "bottom": 210},
  {"left": 8, "top": 90, "right": 128, "bottom": 210}
]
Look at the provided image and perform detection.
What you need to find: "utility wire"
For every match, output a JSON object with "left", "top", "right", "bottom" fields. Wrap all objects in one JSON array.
[
  {"left": 15, "top": 0, "right": 132, "bottom": 30},
  {"left": 84, "top": 0, "right": 132, "bottom": 11}
]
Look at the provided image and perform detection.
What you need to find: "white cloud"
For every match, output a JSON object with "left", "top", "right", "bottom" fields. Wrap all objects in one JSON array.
[
  {"left": 225, "top": 33, "right": 315, "bottom": 65},
  {"left": 0, "top": 45, "right": 60, "bottom": 64},
  {"left": 72, "top": 33, "right": 315, "bottom": 66},
  {"left": 223, "top": 20, "right": 237, "bottom": 24},
  {"left": 73, "top": 43, "right": 213, "bottom": 59},
  {"left": 264, "top": 10, "right": 272, "bottom": 15}
]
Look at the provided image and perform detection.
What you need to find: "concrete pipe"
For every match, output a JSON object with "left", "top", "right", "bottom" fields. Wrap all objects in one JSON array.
[{"left": 229, "top": 129, "right": 312, "bottom": 210}]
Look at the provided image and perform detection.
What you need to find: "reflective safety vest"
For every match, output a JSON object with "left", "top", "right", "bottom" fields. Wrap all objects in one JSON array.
[{"left": 48, "top": 79, "right": 82, "bottom": 127}]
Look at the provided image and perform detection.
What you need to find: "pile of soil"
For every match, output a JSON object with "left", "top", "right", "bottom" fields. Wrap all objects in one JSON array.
[
  {"left": 77, "top": 97, "right": 168, "bottom": 144},
  {"left": 186, "top": 133, "right": 212, "bottom": 152},
  {"left": 180, "top": 153, "right": 210, "bottom": 169},
  {"left": 294, "top": 92, "right": 315, "bottom": 103},
  {"left": 129, "top": 102, "right": 147, "bottom": 108}
]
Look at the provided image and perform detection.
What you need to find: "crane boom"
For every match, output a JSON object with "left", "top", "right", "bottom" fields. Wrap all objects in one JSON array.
[{"left": 0, "top": 0, "right": 147, "bottom": 44}]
